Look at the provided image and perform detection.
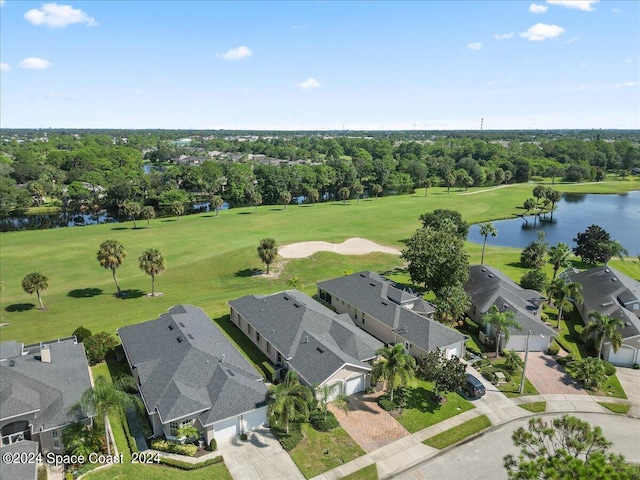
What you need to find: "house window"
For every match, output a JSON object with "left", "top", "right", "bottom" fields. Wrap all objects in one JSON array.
[
  {"left": 362, "top": 317, "right": 365, "bottom": 325},
  {"left": 404, "top": 341, "right": 411, "bottom": 353},
  {"left": 52, "top": 430, "right": 58, "bottom": 438},
  {"left": 276, "top": 352, "right": 282, "bottom": 364},
  {"left": 169, "top": 419, "right": 192, "bottom": 437},
  {"left": 53, "top": 440, "right": 60, "bottom": 449},
  {"left": 266, "top": 343, "right": 271, "bottom": 354},
  {"left": 247, "top": 324, "right": 253, "bottom": 335},
  {"left": 355, "top": 313, "right": 358, "bottom": 320},
  {"left": 256, "top": 332, "right": 261, "bottom": 343}
]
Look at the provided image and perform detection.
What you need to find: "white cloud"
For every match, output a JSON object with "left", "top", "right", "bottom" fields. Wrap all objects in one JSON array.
[
  {"left": 24, "top": 3, "right": 97, "bottom": 28},
  {"left": 614, "top": 81, "right": 639, "bottom": 88},
  {"left": 0, "top": 63, "right": 11, "bottom": 71},
  {"left": 296, "top": 77, "right": 321, "bottom": 89},
  {"left": 529, "top": 4, "right": 548, "bottom": 13},
  {"left": 467, "top": 42, "right": 482, "bottom": 50},
  {"left": 520, "top": 23, "right": 565, "bottom": 41},
  {"left": 494, "top": 32, "right": 514, "bottom": 40},
  {"left": 546, "top": 1, "right": 597, "bottom": 12},
  {"left": 216, "top": 46, "right": 252, "bottom": 61},
  {"left": 19, "top": 57, "right": 52, "bottom": 69},
  {"left": 626, "top": 58, "right": 633, "bottom": 63}
]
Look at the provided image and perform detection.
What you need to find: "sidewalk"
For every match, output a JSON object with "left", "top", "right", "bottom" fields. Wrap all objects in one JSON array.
[{"left": 311, "top": 386, "right": 637, "bottom": 480}]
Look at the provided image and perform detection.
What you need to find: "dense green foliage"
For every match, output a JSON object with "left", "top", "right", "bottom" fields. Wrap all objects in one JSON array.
[{"left": 415, "top": 348, "right": 466, "bottom": 400}]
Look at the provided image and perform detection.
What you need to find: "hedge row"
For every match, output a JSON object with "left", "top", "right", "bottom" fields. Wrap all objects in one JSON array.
[{"left": 159, "top": 455, "right": 224, "bottom": 470}]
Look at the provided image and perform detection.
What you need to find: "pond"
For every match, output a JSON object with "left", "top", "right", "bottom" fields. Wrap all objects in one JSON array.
[{"left": 468, "top": 190, "right": 640, "bottom": 255}]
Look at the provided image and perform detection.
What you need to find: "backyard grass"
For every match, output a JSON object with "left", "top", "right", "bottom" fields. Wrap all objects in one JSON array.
[
  {"left": 518, "top": 402, "right": 547, "bottom": 413},
  {"left": 2, "top": 181, "right": 638, "bottom": 345},
  {"left": 341, "top": 464, "right": 378, "bottom": 480},
  {"left": 396, "top": 378, "right": 475, "bottom": 433},
  {"left": 289, "top": 423, "right": 365, "bottom": 479},
  {"left": 597, "top": 402, "right": 631, "bottom": 414},
  {"left": 423, "top": 414, "right": 491, "bottom": 449},
  {"left": 83, "top": 462, "right": 233, "bottom": 480}
]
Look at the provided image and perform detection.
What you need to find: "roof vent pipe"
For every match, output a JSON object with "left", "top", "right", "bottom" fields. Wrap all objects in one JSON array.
[{"left": 221, "top": 353, "right": 225, "bottom": 363}]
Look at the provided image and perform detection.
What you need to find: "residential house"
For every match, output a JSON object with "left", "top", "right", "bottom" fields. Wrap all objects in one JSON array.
[
  {"left": 0, "top": 337, "right": 93, "bottom": 453},
  {"left": 563, "top": 266, "right": 640, "bottom": 366},
  {"left": 118, "top": 305, "right": 267, "bottom": 444},
  {"left": 229, "top": 290, "right": 383, "bottom": 399},
  {"left": 464, "top": 265, "right": 556, "bottom": 351},
  {"left": 0, "top": 440, "right": 39, "bottom": 480},
  {"left": 317, "top": 271, "right": 467, "bottom": 359}
]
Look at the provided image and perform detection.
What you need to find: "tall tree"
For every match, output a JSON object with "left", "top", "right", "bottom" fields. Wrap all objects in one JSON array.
[
  {"left": 523, "top": 198, "right": 536, "bottom": 216},
  {"left": 21, "top": 272, "right": 49, "bottom": 310},
  {"left": 279, "top": 190, "right": 292, "bottom": 210},
  {"left": 209, "top": 194, "right": 224, "bottom": 216},
  {"left": 416, "top": 348, "right": 466, "bottom": 402},
  {"left": 141, "top": 205, "right": 155, "bottom": 227},
  {"left": 372, "top": 343, "right": 416, "bottom": 402},
  {"left": 482, "top": 305, "right": 522, "bottom": 357},
  {"left": 250, "top": 191, "right": 262, "bottom": 213},
  {"left": 520, "top": 231, "right": 548, "bottom": 269},
  {"left": 138, "top": 248, "right": 166, "bottom": 297},
  {"left": 573, "top": 225, "right": 623, "bottom": 266},
  {"left": 581, "top": 311, "right": 624, "bottom": 360},
  {"left": 548, "top": 242, "right": 572, "bottom": 279},
  {"left": 122, "top": 201, "right": 142, "bottom": 228},
  {"left": 97, "top": 239, "right": 126, "bottom": 295},
  {"left": 338, "top": 186, "right": 350, "bottom": 205},
  {"left": 371, "top": 183, "right": 382, "bottom": 200},
  {"left": 307, "top": 187, "right": 319, "bottom": 206},
  {"left": 422, "top": 177, "right": 433, "bottom": 197},
  {"left": 432, "top": 284, "right": 470, "bottom": 327},
  {"left": 353, "top": 182, "right": 364, "bottom": 205},
  {"left": 171, "top": 201, "right": 185, "bottom": 221},
  {"left": 257, "top": 238, "right": 277, "bottom": 274},
  {"left": 267, "top": 371, "right": 312, "bottom": 434},
  {"left": 479, "top": 222, "right": 498, "bottom": 265},
  {"left": 546, "top": 279, "right": 583, "bottom": 328},
  {"left": 419, "top": 209, "right": 469, "bottom": 240},
  {"left": 504, "top": 415, "right": 637, "bottom": 480}
]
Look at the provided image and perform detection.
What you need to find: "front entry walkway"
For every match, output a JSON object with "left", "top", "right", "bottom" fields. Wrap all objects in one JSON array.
[{"left": 328, "top": 392, "right": 409, "bottom": 453}]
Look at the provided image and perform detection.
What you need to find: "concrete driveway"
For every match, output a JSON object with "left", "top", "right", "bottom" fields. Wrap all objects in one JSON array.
[
  {"left": 616, "top": 367, "right": 640, "bottom": 416},
  {"left": 520, "top": 352, "right": 586, "bottom": 395},
  {"left": 219, "top": 427, "right": 304, "bottom": 480}
]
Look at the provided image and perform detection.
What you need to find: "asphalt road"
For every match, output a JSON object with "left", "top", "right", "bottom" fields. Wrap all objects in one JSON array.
[{"left": 392, "top": 413, "right": 640, "bottom": 480}]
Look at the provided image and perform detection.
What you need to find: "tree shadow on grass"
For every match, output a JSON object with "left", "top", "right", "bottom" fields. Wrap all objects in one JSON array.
[
  {"left": 116, "top": 289, "right": 145, "bottom": 300},
  {"left": 403, "top": 387, "right": 440, "bottom": 414},
  {"left": 237, "top": 212, "right": 252, "bottom": 215},
  {"left": 507, "top": 261, "right": 526, "bottom": 269},
  {"left": 110, "top": 227, "right": 129, "bottom": 231},
  {"left": 5, "top": 303, "right": 35, "bottom": 312},
  {"left": 235, "top": 268, "right": 260, "bottom": 277},
  {"left": 68, "top": 288, "right": 103, "bottom": 298}
]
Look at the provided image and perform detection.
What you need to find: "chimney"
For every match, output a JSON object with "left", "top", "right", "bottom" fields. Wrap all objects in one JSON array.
[{"left": 41, "top": 346, "right": 52, "bottom": 363}]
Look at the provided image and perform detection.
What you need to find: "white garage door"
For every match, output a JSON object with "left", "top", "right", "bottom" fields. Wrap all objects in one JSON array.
[
  {"left": 326, "top": 382, "right": 341, "bottom": 401},
  {"left": 345, "top": 375, "right": 364, "bottom": 396},
  {"left": 243, "top": 407, "right": 266, "bottom": 432},
  {"left": 213, "top": 417, "right": 239, "bottom": 441},
  {"left": 446, "top": 344, "right": 461, "bottom": 359},
  {"left": 607, "top": 346, "right": 635, "bottom": 366}
]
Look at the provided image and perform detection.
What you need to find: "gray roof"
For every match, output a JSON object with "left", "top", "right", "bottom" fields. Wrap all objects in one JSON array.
[
  {"left": 229, "top": 290, "right": 382, "bottom": 387},
  {"left": 118, "top": 305, "right": 267, "bottom": 426},
  {"left": 317, "top": 271, "right": 466, "bottom": 352},
  {"left": 0, "top": 339, "right": 93, "bottom": 432},
  {"left": 0, "top": 441, "right": 38, "bottom": 480},
  {"left": 464, "top": 265, "right": 556, "bottom": 337},
  {"left": 565, "top": 266, "right": 640, "bottom": 339},
  {"left": 0, "top": 340, "right": 24, "bottom": 361}
]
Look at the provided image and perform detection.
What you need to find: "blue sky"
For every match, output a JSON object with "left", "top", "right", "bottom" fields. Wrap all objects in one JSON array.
[{"left": 1, "top": 1, "right": 638, "bottom": 130}]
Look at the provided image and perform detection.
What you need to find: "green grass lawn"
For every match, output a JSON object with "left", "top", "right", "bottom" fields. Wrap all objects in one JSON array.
[
  {"left": 396, "top": 379, "right": 475, "bottom": 433},
  {"left": 289, "top": 423, "right": 365, "bottom": 479},
  {"left": 342, "top": 464, "right": 378, "bottom": 480},
  {"left": 518, "top": 402, "right": 547, "bottom": 413},
  {"left": 595, "top": 373, "right": 627, "bottom": 399},
  {"left": 597, "top": 402, "right": 631, "bottom": 414},
  {"left": 83, "top": 462, "right": 233, "bottom": 480},
  {"left": 2, "top": 181, "right": 638, "bottom": 345},
  {"left": 423, "top": 414, "right": 491, "bottom": 449}
]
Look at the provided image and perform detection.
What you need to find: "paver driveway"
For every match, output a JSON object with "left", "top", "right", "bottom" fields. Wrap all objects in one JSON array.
[
  {"left": 521, "top": 352, "right": 586, "bottom": 395},
  {"left": 328, "top": 391, "right": 409, "bottom": 453}
]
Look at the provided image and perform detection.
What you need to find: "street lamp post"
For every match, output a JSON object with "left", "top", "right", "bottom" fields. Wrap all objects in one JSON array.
[{"left": 519, "top": 330, "right": 532, "bottom": 394}]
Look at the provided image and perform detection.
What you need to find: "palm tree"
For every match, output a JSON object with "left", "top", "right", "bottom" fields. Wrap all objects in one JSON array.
[
  {"left": 97, "top": 239, "right": 127, "bottom": 295},
  {"left": 372, "top": 344, "right": 416, "bottom": 402},
  {"left": 250, "top": 191, "right": 262, "bottom": 213},
  {"left": 123, "top": 201, "right": 142, "bottom": 228},
  {"left": 171, "top": 201, "right": 185, "bottom": 220},
  {"left": 568, "top": 357, "right": 607, "bottom": 390},
  {"left": 479, "top": 222, "right": 498, "bottom": 265},
  {"left": 307, "top": 188, "right": 319, "bottom": 206},
  {"left": 138, "top": 248, "right": 166, "bottom": 297},
  {"left": 141, "top": 205, "right": 155, "bottom": 227},
  {"left": 371, "top": 183, "right": 382, "bottom": 200},
  {"left": 21, "top": 272, "right": 49, "bottom": 310},
  {"left": 582, "top": 311, "right": 624, "bottom": 360},
  {"left": 482, "top": 305, "right": 523, "bottom": 357},
  {"left": 338, "top": 187, "right": 350, "bottom": 205},
  {"left": 267, "top": 371, "right": 312, "bottom": 434},
  {"left": 78, "top": 375, "right": 138, "bottom": 456},
  {"left": 546, "top": 279, "right": 583, "bottom": 328},
  {"left": 354, "top": 183, "right": 364, "bottom": 205},
  {"left": 548, "top": 242, "right": 572, "bottom": 279},
  {"left": 257, "top": 238, "right": 277, "bottom": 274},
  {"left": 279, "top": 190, "right": 292, "bottom": 210},
  {"left": 209, "top": 194, "right": 224, "bottom": 216},
  {"left": 423, "top": 177, "right": 433, "bottom": 197}
]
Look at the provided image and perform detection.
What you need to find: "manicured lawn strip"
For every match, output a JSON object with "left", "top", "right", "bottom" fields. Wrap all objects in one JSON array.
[
  {"left": 597, "top": 402, "right": 631, "bottom": 414},
  {"left": 2, "top": 181, "right": 638, "bottom": 345},
  {"left": 595, "top": 374, "right": 627, "bottom": 399},
  {"left": 518, "top": 402, "right": 547, "bottom": 413},
  {"left": 396, "top": 379, "right": 475, "bottom": 433},
  {"left": 498, "top": 377, "right": 539, "bottom": 398},
  {"left": 423, "top": 415, "right": 491, "bottom": 449},
  {"left": 212, "top": 314, "right": 270, "bottom": 379},
  {"left": 83, "top": 462, "right": 233, "bottom": 479},
  {"left": 342, "top": 464, "right": 378, "bottom": 480},
  {"left": 289, "top": 423, "right": 365, "bottom": 479}
]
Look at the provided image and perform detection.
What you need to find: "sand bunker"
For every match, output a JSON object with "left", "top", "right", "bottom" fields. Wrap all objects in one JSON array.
[{"left": 278, "top": 237, "right": 401, "bottom": 259}]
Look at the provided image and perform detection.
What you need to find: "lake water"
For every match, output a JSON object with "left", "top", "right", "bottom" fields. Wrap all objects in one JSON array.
[{"left": 468, "top": 190, "right": 640, "bottom": 255}]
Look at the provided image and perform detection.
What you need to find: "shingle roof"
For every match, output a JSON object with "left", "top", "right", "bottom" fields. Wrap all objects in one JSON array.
[
  {"left": 317, "top": 271, "right": 465, "bottom": 352},
  {"left": 565, "top": 266, "right": 640, "bottom": 339},
  {"left": 0, "top": 340, "right": 24, "bottom": 361},
  {"left": 118, "top": 305, "right": 267, "bottom": 426},
  {"left": 228, "top": 290, "right": 382, "bottom": 387},
  {"left": 0, "top": 339, "right": 93, "bottom": 432},
  {"left": 464, "top": 265, "right": 556, "bottom": 337},
  {"left": 0, "top": 441, "right": 38, "bottom": 480}
]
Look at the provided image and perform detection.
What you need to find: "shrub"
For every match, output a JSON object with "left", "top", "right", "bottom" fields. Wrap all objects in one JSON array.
[
  {"left": 309, "top": 410, "right": 339, "bottom": 431},
  {"left": 272, "top": 423, "right": 302, "bottom": 451},
  {"left": 557, "top": 353, "right": 573, "bottom": 366},
  {"left": 531, "top": 176, "right": 545, "bottom": 182},
  {"left": 520, "top": 269, "right": 548, "bottom": 291},
  {"left": 633, "top": 363, "right": 640, "bottom": 370},
  {"left": 262, "top": 362, "right": 277, "bottom": 383},
  {"left": 547, "top": 342, "right": 560, "bottom": 356},
  {"left": 540, "top": 312, "right": 549, "bottom": 323},
  {"left": 159, "top": 456, "right": 223, "bottom": 470},
  {"left": 240, "top": 433, "right": 248, "bottom": 441},
  {"left": 72, "top": 326, "right": 92, "bottom": 343},
  {"left": 208, "top": 438, "right": 217, "bottom": 451},
  {"left": 150, "top": 438, "right": 197, "bottom": 457},
  {"left": 602, "top": 361, "right": 616, "bottom": 376},
  {"left": 83, "top": 332, "right": 118, "bottom": 365}
]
